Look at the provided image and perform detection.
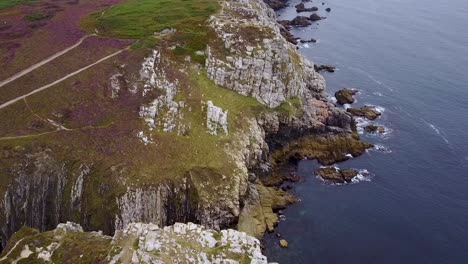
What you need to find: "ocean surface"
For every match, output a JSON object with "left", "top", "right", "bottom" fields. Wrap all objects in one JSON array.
[{"left": 263, "top": 0, "right": 468, "bottom": 263}]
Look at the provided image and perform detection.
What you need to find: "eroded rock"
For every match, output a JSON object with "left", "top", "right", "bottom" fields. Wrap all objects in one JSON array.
[
  {"left": 335, "top": 88, "right": 357, "bottom": 105},
  {"left": 347, "top": 106, "right": 382, "bottom": 120}
]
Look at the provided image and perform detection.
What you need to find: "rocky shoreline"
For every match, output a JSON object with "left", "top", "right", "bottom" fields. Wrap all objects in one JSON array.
[{"left": 257, "top": 0, "right": 389, "bottom": 249}]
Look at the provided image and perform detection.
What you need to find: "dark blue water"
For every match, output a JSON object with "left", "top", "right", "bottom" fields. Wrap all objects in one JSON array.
[{"left": 264, "top": 0, "right": 468, "bottom": 263}]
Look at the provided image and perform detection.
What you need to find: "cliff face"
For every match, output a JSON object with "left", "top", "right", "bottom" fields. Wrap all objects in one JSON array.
[
  {"left": 0, "top": 222, "right": 267, "bottom": 263},
  {"left": 0, "top": 0, "right": 357, "bottom": 251}
]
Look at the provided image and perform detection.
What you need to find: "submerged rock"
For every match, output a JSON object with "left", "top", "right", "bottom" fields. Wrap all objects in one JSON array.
[
  {"left": 295, "top": 3, "right": 318, "bottom": 13},
  {"left": 364, "top": 125, "right": 386, "bottom": 133},
  {"left": 290, "top": 16, "right": 312, "bottom": 27},
  {"left": 326, "top": 7, "right": 331, "bottom": 12},
  {"left": 314, "top": 167, "right": 359, "bottom": 183},
  {"left": 300, "top": 38, "right": 317, "bottom": 43},
  {"left": 309, "top": 13, "right": 323, "bottom": 21},
  {"left": 335, "top": 88, "right": 358, "bottom": 105},
  {"left": 347, "top": 106, "right": 382, "bottom": 120},
  {"left": 314, "top": 64, "right": 336, "bottom": 72}
]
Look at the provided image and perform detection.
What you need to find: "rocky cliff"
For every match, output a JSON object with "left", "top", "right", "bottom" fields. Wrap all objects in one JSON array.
[
  {"left": 0, "top": 222, "right": 268, "bottom": 263},
  {"left": 0, "top": 0, "right": 364, "bottom": 254}
]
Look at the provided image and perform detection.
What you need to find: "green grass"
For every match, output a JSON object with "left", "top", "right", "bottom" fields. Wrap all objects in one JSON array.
[
  {"left": 275, "top": 97, "right": 302, "bottom": 117},
  {"left": 24, "top": 12, "right": 48, "bottom": 21},
  {"left": 87, "top": 0, "right": 218, "bottom": 55},
  {"left": 0, "top": 0, "right": 34, "bottom": 10}
]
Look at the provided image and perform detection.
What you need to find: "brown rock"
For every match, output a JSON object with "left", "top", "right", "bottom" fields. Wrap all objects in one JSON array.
[
  {"left": 314, "top": 167, "right": 343, "bottom": 183},
  {"left": 309, "top": 13, "right": 323, "bottom": 21},
  {"left": 335, "top": 88, "right": 357, "bottom": 105},
  {"left": 290, "top": 16, "right": 312, "bottom": 27},
  {"left": 364, "top": 125, "right": 385, "bottom": 133},
  {"left": 347, "top": 106, "right": 381, "bottom": 120},
  {"left": 340, "top": 168, "right": 359, "bottom": 182}
]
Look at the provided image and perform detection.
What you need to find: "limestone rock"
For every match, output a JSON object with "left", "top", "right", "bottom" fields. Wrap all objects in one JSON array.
[
  {"left": 1, "top": 222, "right": 268, "bottom": 263},
  {"left": 206, "top": 101, "right": 228, "bottom": 135},
  {"left": 279, "top": 239, "right": 288, "bottom": 248}
]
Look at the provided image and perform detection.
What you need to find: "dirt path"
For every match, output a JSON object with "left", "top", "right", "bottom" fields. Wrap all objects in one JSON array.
[
  {"left": 0, "top": 47, "right": 128, "bottom": 111},
  {"left": 0, "top": 238, "right": 25, "bottom": 262},
  {"left": 0, "top": 34, "right": 96, "bottom": 88}
]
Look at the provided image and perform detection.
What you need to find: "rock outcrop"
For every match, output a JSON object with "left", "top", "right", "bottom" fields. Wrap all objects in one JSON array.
[
  {"left": 335, "top": 88, "right": 357, "bottom": 105},
  {"left": 314, "top": 167, "right": 359, "bottom": 183},
  {"left": 347, "top": 106, "right": 382, "bottom": 120},
  {"left": 0, "top": 222, "right": 268, "bottom": 263}
]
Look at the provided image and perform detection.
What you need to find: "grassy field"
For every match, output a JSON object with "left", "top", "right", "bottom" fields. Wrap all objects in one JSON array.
[
  {"left": 0, "top": 0, "right": 34, "bottom": 10},
  {"left": 86, "top": 0, "right": 218, "bottom": 54}
]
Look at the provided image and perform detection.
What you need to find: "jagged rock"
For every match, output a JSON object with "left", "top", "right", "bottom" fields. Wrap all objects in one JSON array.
[
  {"left": 206, "top": 101, "right": 228, "bottom": 135},
  {"left": 314, "top": 167, "right": 359, "bottom": 183},
  {"left": 309, "top": 13, "right": 323, "bottom": 21},
  {"left": 279, "top": 239, "right": 288, "bottom": 248},
  {"left": 340, "top": 168, "right": 359, "bottom": 182},
  {"left": 335, "top": 88, "right": 358, "bottom": 105},
  {"left": 300, "top": 38, "right": 317, "bottom": 43},
  {"left": 290, "top": 16, "right": 312, "bottom": 26},
  {"left": 314, "top": 64, "right": 336, "bottom": 72},
  {"left": 347, "top": 106, "right": 382, "bottom": 120},
  {"left": 364, "top": 125, "right": 386, "bottom": 133},
  {"left": 295, "top": 3, "right": 318, "bottom": 13},
  {"left": 263, "top": 0, "right": 288, "bottom": 10},
  {"left": 1, "top": 222, "right": 268, "bottom": 263}
]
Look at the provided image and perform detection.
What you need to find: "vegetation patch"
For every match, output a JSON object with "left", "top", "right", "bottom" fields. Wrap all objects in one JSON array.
[
  {"left": 84, "top": 0, "right": 219, "bottom": 57},
  {"left": 0, "top": 0, "right": 34, "bottom": 10},
  {"left": 24, "top": 12, "right": 49, "bottom": 21}
]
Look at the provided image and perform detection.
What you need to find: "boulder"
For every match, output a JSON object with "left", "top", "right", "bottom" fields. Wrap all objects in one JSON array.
[
  {"left": 295, "top": 3, "right": 319, "bottom": 12},
  {"left": 314, "top": 167, "right": 359, "bottom": 183},
  {"left": 290, "top": 16, "right": 312, "bottom": 27},
  {"left": 326, "top": 8, "right": 331, "bottom": 12},
  {"left": 314, "top": 167, "right": 343, "bottom": 183},
  {"left": 309, "top": 13, "right": 323, "bottom": 21},
  {"left": 335, "top": 88, "right": 357, "bottom": 105},
  {"left": 279, "top": 239, "right": 289, "bottom": 248},
  {"left": 364, "top": 125, "right": 385, "bottom": 133},
  {"left": 340, "top": 168, "right": 358, "bottom": 182},
  {"left": 300, "top": 38, "right": 317, "bottom": 43},
  {"left": 347, "top": 106, "right": 381, "bottom": 120},
  {"left": 314, "top": 64, "right": 336, "bottom": 72}
]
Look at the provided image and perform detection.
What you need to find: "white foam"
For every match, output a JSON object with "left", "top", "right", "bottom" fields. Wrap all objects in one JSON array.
[
  {"left": 367, "top": 105, "right": 385, "bottom": 113},
  {"left": 343, "top": 103, "right": 352, "bottom": 110},
  {"left": 351, "top": 169, "right": 373, "bottom": 183},
  {"left": 330, "top": 96, "right": 337, "bottom": 104},
  {"left": 372, "top": 144, "right": 392, "bottom": 153},
  {"left": 354, "top": 117, "right": 371, "bottom": 134}
]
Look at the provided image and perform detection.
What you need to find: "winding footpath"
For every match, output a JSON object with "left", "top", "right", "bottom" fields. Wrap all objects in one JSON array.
[
  {"left": 0, "top": 34, "right": 96, "bottom": 88},
  {"left": 0, "top": 47, "right": 128, "bottom": 111},
  {"left": 0, "top": 238, "right": 25, "bottom": 262}
]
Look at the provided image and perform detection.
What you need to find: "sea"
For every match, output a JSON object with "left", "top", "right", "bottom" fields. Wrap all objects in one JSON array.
[{"left": 263, "top": 0, "right": 468, "bottom": 263}]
